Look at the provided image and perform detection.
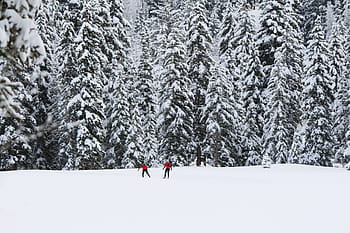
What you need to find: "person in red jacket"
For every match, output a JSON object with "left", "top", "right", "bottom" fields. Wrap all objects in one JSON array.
[
  {"left": 163, "top": 161, "right": 172, "bottom": 179},
  {"left": 138, "top": 163, "right": 151, "bottom": 178}
]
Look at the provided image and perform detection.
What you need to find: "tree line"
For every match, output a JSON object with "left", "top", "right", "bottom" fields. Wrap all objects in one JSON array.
[{"left": 0, "top": 0, "right": 349, "bottom": 170}]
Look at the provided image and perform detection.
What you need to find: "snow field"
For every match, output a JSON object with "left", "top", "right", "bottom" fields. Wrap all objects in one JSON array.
[{"left": 0, "top": 165, "right": 349, "bottom": 233}]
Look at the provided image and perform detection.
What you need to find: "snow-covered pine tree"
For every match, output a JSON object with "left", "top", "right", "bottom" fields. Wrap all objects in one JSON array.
[
  {"left": 0, "top": 0, "right": 45, "bottom": 68},
  {"left": 144, "top": 0, "right": 165, "bottom": 17},
  {"left": 342, "top": 6, "right": 350, "bottom": 166},
  {"left": 283, "top": 0, "right": 304, "bottom": 125},
  {"left": 0, "top": 64, "right": 48, "bottom": 171},
  {"left": 328, "top": 21, "right": 346, "bottom": 94},
  {"left": 48, "top": 4, "right": 77, "bottom": 169},
  {"left": 240, "top": 55, "right": 264, "bottom": 166},
  {"left": 283, "top": 0, "right": 306, "bottom": 164},
  {"left": 158, "top": 6, "right": 193, "bottom": 166},
  {"left": 122, "top": 93, "right": 145, "bottom": 168},
  {"left": 333, "top": 0, "right": 344, "bottom": 23},
  {"left": 0, "top": 0, "right": 45, "bottom": 120},
  {"left": 105, "top": 68, "right": 132, "bottom": 168},
  {"left": 219, "top": 0, "right": 260, "bottom": 166},
  {"left": 331, "top": 11, "right": 349, "bottom": 165},
  {"left": 298, "top": 16, "right": 334, "bottom": 166},
  {"left": 203, "top": 61, "right": 239, "bottom": 167},
  {"left": 262, "top": 45, "right": 298, "bottom": 164},
  {"left": 218, "top": 1, "right": 236, "bottom": 60},
  {"left": 262, "top": 0, "right": 304, "bottom": 164},
  {"left": 232, "top": 1, "right": 264, "bottom": 166},
  {"left": 29, "top": 0, "right": 62, "bottom": 169},
  {"left": 103, "top": 0, "right": 128, "bottom": 168},
  {"left": 105, "top": 0, "right": 145, "bottom": 169},
  {"left": 36, "top": 0, "right": 60, "bottom": 74},
  {"left": 188, "top": 0, "right": 214, "bottom": 166},
  {"left": 302, "top": 0, "right": 328, "bottom": 39},
  {"left": 0, "top": 115, "right": 33, "bottom": 170},
  {"left": 0, "top": 75, "right": 22, "bottom": 119},
  {"left": 104, "top": 0, "right": 130, "bottom": 70},
  {"left": 0, "top": 71, "right": 31, "bottom": 170},
  {"left": 206, "top": 0, "right": 222, "bottom": 37},
  {"left": 135, "top": 12, "right": 158, "bottom": 166},
  {"left": 55, "top": 0, "right": 106, "bottom": 170},
  {"left": 256, "top": 0, "right": 289, "bottom": 87},
  {"left": 0, "top": 0, "right": 45, "bottom": 170},
  {"left": 218, "top": 1, "right": 242, "bottom": 107}
]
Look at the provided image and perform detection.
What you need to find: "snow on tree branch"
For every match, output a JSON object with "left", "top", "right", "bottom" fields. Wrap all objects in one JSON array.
[{"left": 0, "top": 0, "right": 46, "bottom": 68}]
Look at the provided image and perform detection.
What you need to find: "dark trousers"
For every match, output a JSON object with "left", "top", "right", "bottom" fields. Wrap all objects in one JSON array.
[
  {"left": 163, "top": 168, "right": 170, "bottom": 178},
  {"left": 142, "top": 169, "right": 150, "bottom": 178}
]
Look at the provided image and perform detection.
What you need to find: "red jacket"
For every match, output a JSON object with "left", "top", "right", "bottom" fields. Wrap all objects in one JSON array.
[
  {"left": 164, "top": 162, "right": 172, "bottom": 169},
  {"left": 140, "top": 165, "right": 148, "bottom": 170}
]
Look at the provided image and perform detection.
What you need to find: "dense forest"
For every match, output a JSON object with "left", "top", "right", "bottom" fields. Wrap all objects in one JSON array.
[{"left": 0, "top": 0, "right": 349, "bottom": 170}]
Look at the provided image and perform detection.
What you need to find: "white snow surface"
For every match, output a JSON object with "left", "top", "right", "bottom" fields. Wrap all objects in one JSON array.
[{"left": 0, "top": 165, "right": 349, "bottom": 233}]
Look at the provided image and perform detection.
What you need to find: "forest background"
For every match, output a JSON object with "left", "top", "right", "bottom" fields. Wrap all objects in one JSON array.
[{"left": 0, "top": 0, "right": 349, "bottom": 171}]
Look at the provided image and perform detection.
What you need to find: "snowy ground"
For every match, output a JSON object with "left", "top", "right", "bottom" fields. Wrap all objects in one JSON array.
[{"left": 1, "top": 165, "right": 349, "bottom": 233}]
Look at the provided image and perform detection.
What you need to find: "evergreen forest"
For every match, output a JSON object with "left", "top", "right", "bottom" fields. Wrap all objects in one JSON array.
[{"left": 0, "top": 0, "right": 349, "bottom": 170}]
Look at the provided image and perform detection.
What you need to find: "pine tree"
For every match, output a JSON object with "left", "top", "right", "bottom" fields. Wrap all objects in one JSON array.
[
  {"left": 230, "top": 1, "right": 264, "bottom": 166},
  {"left": 0, "top": 66, "right": 48, "bottom": 170},
  {"left": 298, "top": 17, "right": 334, "bottom": 166},
  {"left": 104, "top": 0, "right": 144, "bottom": 169},
  {"left": 144, "top": 0, "right": 165, "bottom": 17},
  {"left": 0, "top": 116, "right": 32, "bottom": 170},
  {"left": 0, "top": 72, "right": 30, "bottom": 170},
  {"left": 331, "top": 10, "right": 349, "bottom": 165},
  {"left": 333, "top": 0, "right": 344, "bottom": 23},
  {"left": 262, "top": 45, "right": 298, "bottom": 164},
  {"left": 30, "top": 0, "right": 62, "bottom": 169},
  {"left": 342, "top": 11, "right": 350, "bottom": 166},
  {"left": 36, "top": 0, "right": 60, "bottom": 73},
  {"left": 158, "top": 7, "right": 193, "bottom": 166},
  {"left": 0, "top": 0, "right": 45, "bottom": 170},
  {"left": 256, "top": 0, "right": 289, "bottom": 86},
  {"left": 218, "top": 2, "right": 236, "bottom": 59},
  {"left": 0, "top": 0, "right": 45, "bottom": 120},
  {"left": 203, "top": 62, "right": 239, "bottom": 166},
  {"left": 122, "top": 95, "right": 145, "bottom": 168},
  {"left": 262, "top": 0, "right": 304, "bottom": 164},
  {"left": 218, "top": 1, "right": 242, "bottom": 106},
  {"left": 328, "top": 23, "right": 346, "bottom": 93},
  {"left": 302, "top": 0, "right": 328, "bottom": 38},
  {"left": 284, "top": 0, "right": 304, "bottom": 125},
  {"left": 188, "top": 0, "right": 214, "bottom": 166},
  {"left": 105, "top": 72, "right": 132, "bottom": 168},
  {"left": 240, "top": 52, "right": 264, "bottom": 166},
  {"left": 104, "top": 0, "right": 130, "bottom": 69},
  {"left": 55, "top": 1, "right": 106, "bottom": 170},
  {"left": 48, "top": 4, "right": 78, "bottom": 169},
  {"left": 0, "top": 0, "right": 46, "bottom": 68},
  {"left": 135, "top": 16, "right": 158, "bottom": 166},
  {"left": 0, "top": 76, "right": 23, "bottom": 119}
]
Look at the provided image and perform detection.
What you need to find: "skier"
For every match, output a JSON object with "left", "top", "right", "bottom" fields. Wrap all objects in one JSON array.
[
  {"left": 138, "top": 163, "right": 151, "bottom": 178},
  {"left": 163, "top": 161, "right": 172, "bottom": 179}
]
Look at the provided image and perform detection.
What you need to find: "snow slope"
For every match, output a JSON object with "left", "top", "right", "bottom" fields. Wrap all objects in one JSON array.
[{"left": 0, "top": 165, "right": 349, "bottom": 233}]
